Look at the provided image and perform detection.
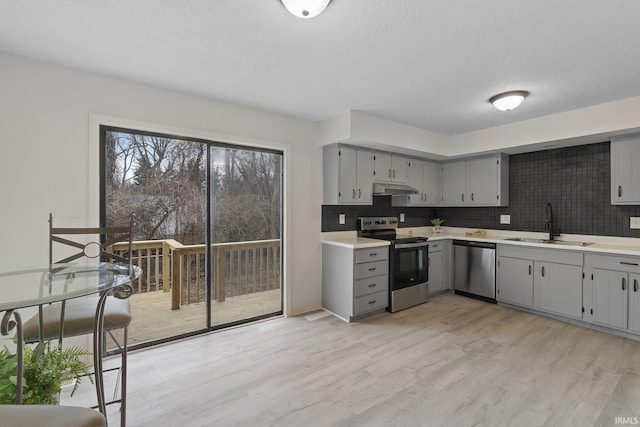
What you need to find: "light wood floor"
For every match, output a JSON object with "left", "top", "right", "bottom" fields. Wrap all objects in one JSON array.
[
  {"left": 64, "top": 293, "right": 640, "bottom": 427},
  {"left": 107, "top": 289, "right": 282, "bottom": 347}
]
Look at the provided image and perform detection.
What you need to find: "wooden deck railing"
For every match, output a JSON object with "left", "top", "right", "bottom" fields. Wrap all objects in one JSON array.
[{"left": 111, "top": 238, "right": 280, "bottom": 310}]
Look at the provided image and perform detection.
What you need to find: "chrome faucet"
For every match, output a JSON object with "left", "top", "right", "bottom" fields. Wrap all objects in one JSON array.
[{"left": 545, "top": 202, "right": 561, "bottom": 240}]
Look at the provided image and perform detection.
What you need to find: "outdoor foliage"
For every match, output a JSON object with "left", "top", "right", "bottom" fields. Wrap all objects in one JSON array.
[
  {"left": 0, "top": 342, "right": 92, "bottom": 404},
  {"left": 104, "top": 130, "right": 281, "bottom": 245}
]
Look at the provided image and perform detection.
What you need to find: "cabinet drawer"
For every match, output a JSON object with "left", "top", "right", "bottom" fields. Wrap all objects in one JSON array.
[
  {"left": 354, "top": 290, "right": 388, "bottom": 315},
  {"left": 355, "top": 260, "right": 388, "bottom": 279},
  {"left": 355, "top": 247, "right": 388, "bottom": 263},
  {"left": 355, "top": 274, "right": 388, "bottom": 297},
  {"left": 593, "top": 254, "right": 640, "bottom": 273}
]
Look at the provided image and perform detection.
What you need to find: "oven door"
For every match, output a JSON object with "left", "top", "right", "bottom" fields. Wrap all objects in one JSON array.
[{"left": 392, "top": 242, "right": 429, "bottom": 291}]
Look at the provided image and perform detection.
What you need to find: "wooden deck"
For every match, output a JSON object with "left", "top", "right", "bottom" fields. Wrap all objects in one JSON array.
[{"left": 107, "top": 289, "right": 282, "bottom": 347}]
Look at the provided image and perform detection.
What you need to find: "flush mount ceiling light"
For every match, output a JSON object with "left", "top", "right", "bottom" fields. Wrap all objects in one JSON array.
[
  {"left": 490, "top": 91, "right": 529, "bottom": 111},
  {"left": 280, "top": 0, "right": 332, "bottom": 18}
]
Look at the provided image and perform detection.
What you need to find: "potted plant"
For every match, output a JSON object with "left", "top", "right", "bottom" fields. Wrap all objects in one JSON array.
[
  {"left": 0, "top": 341, "right": 92, "bottom": 405},
  {"left": 431, "top": 218, "right": 444, "bottom": 233}
]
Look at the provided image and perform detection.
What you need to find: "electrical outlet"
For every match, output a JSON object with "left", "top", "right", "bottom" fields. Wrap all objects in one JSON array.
[
  {"left": 631, "top": 217, "right": 640, "bottom": 229},
  {"left": 400, "top": 213, "right": 405, "bottom": 223},
  {"left": 339, "top": 214, "right": 345, "bottom": 225},
  {"left": 500, "top": 215, "right": 511, "bottom": 225}
]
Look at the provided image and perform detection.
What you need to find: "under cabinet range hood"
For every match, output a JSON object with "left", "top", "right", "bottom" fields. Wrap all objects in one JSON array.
[{"left": 372, "top": 182, "right": 419, "bottom": 195}]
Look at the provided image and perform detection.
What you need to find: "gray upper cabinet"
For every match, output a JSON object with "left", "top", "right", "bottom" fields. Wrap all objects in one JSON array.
[
  {"left": 423, "top": 160, "right": 442, "bottom": 206},
  {"left": 324, "top": 143, "right": 506, "bottom": 207},
  {"left": 442, "top": 154, "right": 509, "bottom": 207},
  {"left": 404, "top": 159, "right": 441, "bottom": 206},
  {"left": 442, "top": 160, "right": 467, "bottom": 205},
  {"left": 323, "top": 144, "right": 373, "bottom": 205},
  {"left": 373, "top": 152, "right": 409, "bottom": 183},
  {"left": 468, "top": 156, "right": 508, "bottom": 205},
  {"left": 406, "top": 158, "right": 424, "bottom": 206},
  {"left": 611, "top": 133, "right": 640, "bottom": 204}
]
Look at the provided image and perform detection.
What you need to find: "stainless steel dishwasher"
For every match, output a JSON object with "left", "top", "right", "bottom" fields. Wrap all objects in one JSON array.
[{"left": 453, "top": 240, "right": 496, "bottom": 302}]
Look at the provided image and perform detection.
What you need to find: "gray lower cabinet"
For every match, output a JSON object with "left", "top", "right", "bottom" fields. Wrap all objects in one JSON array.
[
  {"left": 497, "top": 255, "right": 534, "bottom": 307},
  {"left": 322, "top": 244, "right": 389, "bottom": 322},
  {"left": 428, "top": 241, "right": 449, "bottom": 294},
  {"left": 497, "top": 245, "right": 583, "bottom": 319},
  {"left": 535, "top": 261, "right": 583, "bottom": 319},
  {"left": 587, "top": 254, "right": 640, "bottom": 333}
]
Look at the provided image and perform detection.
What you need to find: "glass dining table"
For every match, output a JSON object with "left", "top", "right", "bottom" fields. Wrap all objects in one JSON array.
[{"left": 0, "top": 262, "right": 141, "bottom": 410}]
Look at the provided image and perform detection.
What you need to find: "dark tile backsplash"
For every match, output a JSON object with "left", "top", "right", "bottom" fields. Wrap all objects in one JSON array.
[
  {"left": 322, "top": 196, "right": 435, "bottom": 232},
  {"left": 322, "top": 141, "right": 640, "bottom": 238}
]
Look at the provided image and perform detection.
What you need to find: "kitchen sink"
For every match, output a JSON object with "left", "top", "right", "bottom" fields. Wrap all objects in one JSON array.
[{"left": 503, "top": 237, "right": 594, "bottom": 247}]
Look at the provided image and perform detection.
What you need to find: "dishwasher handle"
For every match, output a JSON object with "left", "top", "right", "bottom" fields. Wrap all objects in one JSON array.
[{"left": 452, "top": 240, "right": 496, "bottom": 250}]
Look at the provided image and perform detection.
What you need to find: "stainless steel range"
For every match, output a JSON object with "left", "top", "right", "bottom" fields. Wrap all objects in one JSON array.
[{"left": 358, "top": 216, "right": 429, "bottom": 312}]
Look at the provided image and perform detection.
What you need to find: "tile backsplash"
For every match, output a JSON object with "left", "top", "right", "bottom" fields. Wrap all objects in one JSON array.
[
  {"left": 322, "top": 196, "right": 435, "bottom": 232},
  {"left": 322, "top": 141, "right": 640, "bottom": 237}
]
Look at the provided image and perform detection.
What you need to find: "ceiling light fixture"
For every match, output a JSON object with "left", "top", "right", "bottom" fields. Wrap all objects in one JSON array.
[
  {"left": 280, "top": 0, "right": 332, "bottom": 18},
  {"left": 490, "top": 91, "right": 529, "bottom": 111}
]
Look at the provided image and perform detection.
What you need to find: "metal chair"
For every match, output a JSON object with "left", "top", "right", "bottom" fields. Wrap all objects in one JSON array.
[{"left": 21, "top": 213, "right": 136, "bottom": 427}]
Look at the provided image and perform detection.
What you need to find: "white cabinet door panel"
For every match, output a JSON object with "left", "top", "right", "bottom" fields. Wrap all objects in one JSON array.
[
  {"left": 536, "top": 262, "right": 583, "bottom": 319},
  {"left": 442, "top": 161, "right": 467, "bottom": 205},
  {"left": 338, "top": 146, "right": 357, "bottom": 203},
  {"left": 497, "top": 256, "right": 534, "bottom": 307},
  {"left": 356, "top": 149, "right": 373, "bottom": 203},
  {"left": 629, "top": 273, "right": 640, "bottom": 334},
  {"left": 593, "top": 268, "right": 628, "bottom": 329}
]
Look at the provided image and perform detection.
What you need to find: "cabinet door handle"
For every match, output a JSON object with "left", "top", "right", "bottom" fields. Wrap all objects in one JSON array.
[
  {"left": 619, "top": 185, "right": 622, "bottom": 198},
  {"left": 622, "top": 277, "right": 626, "bottom": 291},
  {"left": 388, "top": 169, "right": 392, "bottom": 178},
  {"left": 620, "top": 261, "right": 639, "bottom": 266},
  {"left": 368, "top": 299, "right": 377, "bottom": 305},
  {"left": 352, "top": 189, "right": 356, "bottom": 199},
  {"left": 358, "top": 189, "right": 361, "bottom": 199},
  {"left": 369, "top": 253, "right": 377, "bottom": 256},
  {"left": 461, "top": 193, "right": 464, "bottom": 202},
  {"left": 368, "top": 283, "right": 377, "bottom": 288},
  {"left": 368, "top": 267, "right": 377, "bottom": 271},
  {"left": 471, "top": 192, "right": 474, "bottom": 201},
  {"left": 393, "top": 169, "right": 396, "bottom": 179},
  {"left": 541, "top": 266, "right": 545, "bottom": 277},
  {"left": 634, "top": 279, "right": 638, "bottom": 292},
  {"left": 528, "top": 265, "right": 532, "bottom": 275}
]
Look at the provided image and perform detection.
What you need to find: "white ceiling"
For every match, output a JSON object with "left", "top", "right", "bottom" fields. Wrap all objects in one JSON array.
[{"left": 1, "top": 1, "right": 639, "bottom": 135}]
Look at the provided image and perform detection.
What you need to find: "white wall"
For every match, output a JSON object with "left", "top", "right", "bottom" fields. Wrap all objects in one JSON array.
[
  {"left": 0, "top": 51, "right": 323, "bottom": 317},
  {"left": 447, "top": 96, "right": 640, "bottom": 157},
  {"left": 318, "top": 98, "right": 640, "bottom": 160}
]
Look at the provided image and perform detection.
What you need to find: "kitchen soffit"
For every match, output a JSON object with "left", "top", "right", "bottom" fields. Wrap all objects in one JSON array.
[{"left": 0, "top": 2, "right": 639, "bottom": 135}]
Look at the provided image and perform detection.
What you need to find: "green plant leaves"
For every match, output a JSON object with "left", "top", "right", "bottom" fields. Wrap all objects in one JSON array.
[{"left": 0, "top": 343, "right": 93, "bottom": 404}]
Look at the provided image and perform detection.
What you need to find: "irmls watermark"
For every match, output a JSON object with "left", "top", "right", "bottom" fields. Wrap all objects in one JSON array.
[{"left": 615, "top": 416, "right": 640, "bottom": 425}]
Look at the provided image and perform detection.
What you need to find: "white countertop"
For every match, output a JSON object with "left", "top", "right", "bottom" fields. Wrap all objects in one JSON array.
[
  {"left": 321, "top": 232, "right": 390, "bottom": 249},
  {"left": 322, "top": 227, "right": 640, "bottom": 256}
]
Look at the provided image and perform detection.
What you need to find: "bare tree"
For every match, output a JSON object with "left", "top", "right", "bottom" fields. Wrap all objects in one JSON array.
[{"left": 104, "top": 130, "right": 280, "bottom": 245}]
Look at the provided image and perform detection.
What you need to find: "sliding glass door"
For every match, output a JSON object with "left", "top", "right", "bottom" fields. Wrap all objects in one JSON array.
[
  {"left": 101, "top": 126, "right": 282, "bottom": 349},
  {"left": 208, "top": 146, "right": 282, "bottom": 325}
]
